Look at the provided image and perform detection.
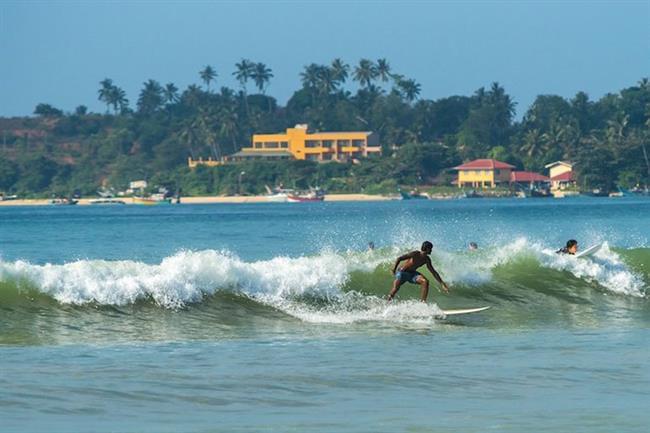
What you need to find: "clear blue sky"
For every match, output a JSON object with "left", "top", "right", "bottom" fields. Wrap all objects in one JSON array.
[{"left": 1, "top": 1, "right": 648, "bottom": 118}]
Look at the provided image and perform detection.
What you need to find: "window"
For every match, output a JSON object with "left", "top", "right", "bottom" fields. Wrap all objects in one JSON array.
[
  {"left": 254, "top": 142, "right": 263, "bottom": 149},
  {"left": 265, "top": 142, "right": 279, "bottom": 148},
  {"left": 352, "top": 139, "right": 364, "bottom": 147},
  {"left": 322, "top": 140, "right": 334, "bottom": 148},
  {"left": 322, "top": 153, "right": 333, "bottom": 160},
  {"left": 305, "top": 140, "right": 320, "bottom": 148},
  {"left": 495, "top": 169, "right": 500, "bottom": 175},
  {"left": 306, "top": 154, "right": 319, "bottom": 161},
  {"left": 338, "top": 139, "right": 351, "bottom": 147},
  {"left": 280, "top": 141, "right": 289, "bottom": 148}
]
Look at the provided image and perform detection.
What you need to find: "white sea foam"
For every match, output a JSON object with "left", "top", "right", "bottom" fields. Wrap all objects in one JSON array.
[
  {"left": 0, "top": 250, "right": 350, "bottom": 307},
  {"left": 537, "top": 242, "right": 646, "bottom": 297},
  {"left": 0, "top": 240, "right": 645, "bottom": 316},
  {"left": 265, "top": 293, "right": 444, "bottom": 325}
]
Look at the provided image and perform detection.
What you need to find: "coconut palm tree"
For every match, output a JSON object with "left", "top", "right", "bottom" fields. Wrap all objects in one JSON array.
[
  {"left": 300, "top": 63, "right": 321, "bottom": 90},
  {"left": 331, "top": 58, "right": 349, "bottom": 85},
  {"left": 250, "top": 62, "right": 273, "bottom": 94},
  {"left": 376, "top": 58, "right": 392, "bottom": 82},
  {"left": 178, "top": 118, "right": 200, "bottom": 159},
  {"left": 233, "top": 59, "right": 254, "bottom": 92},
  {"left": 397, "top": 78, "right": 421, "bottom": 102},
  {"left": 233, "top": 59, "right": 254, "bottom": 117},
  {"left": 98, "top": 78, "right": 114, "bottom": 113},
  {"left": 200, "top": 65, "right": 217, "bottom": 92},
  {"left": 353, "top": 59, "right": 378, "bottom": 88},
  {"left": 218, "top": 103, "right": 239, "bottom": 152},
  {"left": 163, "top": 83, "right": 179, "bottom": 105},
  {"left": 181, "top": 84, "right": 203, "bottom": 109},
  {"left": 137, "top": 79, "right": 164, "bottom": 115},
  {"left": 197, "top": 108, "right": 221, "bottom": 160},
  {"left": 316, "top": 66, "right": 338, "bottom": 95},
  {"left": 109, "top": 86, "right": 129, "bottom": 115},
  {"left": 520, "top": 128, "right": 546, "bottom": 158}
]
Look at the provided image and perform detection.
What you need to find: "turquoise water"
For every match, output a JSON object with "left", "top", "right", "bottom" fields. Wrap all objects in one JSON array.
[{"left": 1, "top": 198, "right": 649, "bottom": 432}]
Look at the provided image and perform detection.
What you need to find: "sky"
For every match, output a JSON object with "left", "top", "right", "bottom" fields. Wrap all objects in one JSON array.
[{"left": 1, "top": 0, "right": 648, "bottom": 118}]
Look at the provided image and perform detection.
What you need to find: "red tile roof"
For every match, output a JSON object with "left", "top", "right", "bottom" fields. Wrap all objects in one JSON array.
[
  {"left": 550, "top": 171, "right": 573, "bottom": 181},
  {"left": 454, "top": 159, "right": 515, "bottom": 170},
  {"left": 510, "top": 171, "right": 550, "bottom": 182}
]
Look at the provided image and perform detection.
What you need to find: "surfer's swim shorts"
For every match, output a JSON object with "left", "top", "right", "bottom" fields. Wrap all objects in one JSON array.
[{"left": 395, "top": 269, "right": 421, "bottom": 284}]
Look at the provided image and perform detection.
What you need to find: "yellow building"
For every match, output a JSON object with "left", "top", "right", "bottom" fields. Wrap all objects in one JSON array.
[
  {"left": 454, "top": 159, "right": 515, "bottom": 188},
  {"left": 228, "top": 124, "right": 381, "bottom": 162}
]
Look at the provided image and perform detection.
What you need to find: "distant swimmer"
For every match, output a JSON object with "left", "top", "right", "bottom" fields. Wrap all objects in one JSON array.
[
  {"left": 468, "top": 242, "right": 478, "bottom": 251},
  {"left": 557, "top": 239, "right": 578, "bottom": 255},
  {"left": 368, "top": 241, "right": 375, "bottom": 251},
  {"left": 387, "top": 241, "right": 450, "bottom": 302}
]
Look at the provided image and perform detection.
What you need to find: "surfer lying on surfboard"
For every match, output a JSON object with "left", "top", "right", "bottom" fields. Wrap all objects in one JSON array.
[
  {"left": 556, "top": 239, "right": 578, "bottom": 255},
  {"left": 387, "top": 241, "right": 450, "bottom": 302}
]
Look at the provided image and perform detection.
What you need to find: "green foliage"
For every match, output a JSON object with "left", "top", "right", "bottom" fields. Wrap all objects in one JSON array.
[
  {"left": 34, "top": 103, "right": 63, "bottom": 117},
  {"left": 1, "top": 65, "right": 647, "bottom": 196}
]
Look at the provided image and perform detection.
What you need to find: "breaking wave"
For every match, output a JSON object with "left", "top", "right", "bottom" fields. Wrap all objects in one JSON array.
[{"left": 0, "top": 239, "right": 647, "bottom": 325}]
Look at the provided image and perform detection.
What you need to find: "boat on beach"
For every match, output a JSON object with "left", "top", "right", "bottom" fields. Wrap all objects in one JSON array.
[
  {"left": 50, "top": 198, "right": 78, "bottom": 205},
  {"left": 398, "top": 188, "right": 429, "bottom": 200},
  {"left": 132, "top": 194, "right": 172, "bottom": 205},
  {"left": 287, "top": 189, "right": 325, "bottom": 202},
  {"left": 89, "top": 198, "right": 126, "bottom": 205}
]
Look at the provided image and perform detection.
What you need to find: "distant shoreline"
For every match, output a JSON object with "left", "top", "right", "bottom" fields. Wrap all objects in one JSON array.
[{"left": 0, "top": 194, "right": 399, "bottom": 206}]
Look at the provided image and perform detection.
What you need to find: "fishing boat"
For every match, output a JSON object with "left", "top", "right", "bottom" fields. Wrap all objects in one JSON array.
[
  {"left": 132, "top": 194, "right": 172, "bottom": 205},
  {"left": 399, "top": 190, "right": 428, "bottom": 200},
  {"left": 287, "top": 189, "right": 325, "bottom": 202},
  {"left": 89, "top": 198, "right": 126, "bottom": 205},
  {"left": 50, "top": 198, "right": 78, "bottom": 205},
  {"left": 265, "top": 185, "right": 294, "bottom": 203}
]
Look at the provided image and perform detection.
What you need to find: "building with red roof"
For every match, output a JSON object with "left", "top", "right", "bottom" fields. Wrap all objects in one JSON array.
[
  {"left": 545, "top": 161, "right": 576, "bottom": 190},
  {"left": 510, "top": 171, "right": 550, "bottom": 184},
  {"left": 453, "top": 159, "right": 515, "bottom": 188}
]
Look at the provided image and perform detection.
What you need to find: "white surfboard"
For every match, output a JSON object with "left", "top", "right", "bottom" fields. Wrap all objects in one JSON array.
[
  {"left": 575, "top": 243, "right": 603, "bottom": 258},
  {"left": 438, "top": 306, "right": 490, "bottom": 317}
]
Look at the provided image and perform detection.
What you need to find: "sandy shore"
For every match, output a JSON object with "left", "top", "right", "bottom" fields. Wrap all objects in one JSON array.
[{"left": 0, "top": 194, "right": 398, "bottom": 206}]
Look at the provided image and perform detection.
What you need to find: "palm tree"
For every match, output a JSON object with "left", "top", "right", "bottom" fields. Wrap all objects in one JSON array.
[
  {"left": 181, "top": 84, "right": 203, "bottom": 108},
  {"left": 233, "top": 59, "right": 254, "bottom": 92},
  {"left": 98, "top": 78, "right": 115, "bottom": 113},
  {"left": 520, "top": 128, "right": 546, "bottom": 158},
  {"left": 218, "top": 103, "right": 239, "bottom": 152},
  {"left": 376, "top": 58, "right": 392, "bottom": 82},
  {"left": 606, "top": 113, "right": 629, "bottom": 145},
  {"left": 300, "top": 63, "right": 321, "bottom": 90},
  {"left": 397, "top": 78, "right": 421, "bottom": 102},
  {"left": 353, "top": 59, "right": 378, "bottom": 88},
  {"left": 200, "top": 65, "right": 217, "bottom": 92},
  {"left": 137, "top": 79, "right": 164, "bottom": 115},
  {"left": 250, "top": 62, "right": 273, "bottom": 94},
  {"left": 233, "top": 59, "right": 254, "bottom": 117},
  {"left": 317, "top": 66, "right": 338, "bottom": 95},
  {"left": 107, "top": 85, "right": 129, "bottom": 115},
  {"left": 197, "top": 108, "right": 221, "bottom": 160},
  {"left": 541, "top": 122, "right": 569, "bottom": 155},
  {"left": 163, "top": 83, "right": 179, "bottom": 105},
  {"left": 331, "top": 58, "right": 349, "bottom": 85},
  {"left": 178, "top": 118, "right": 200, "bottom": 159}
]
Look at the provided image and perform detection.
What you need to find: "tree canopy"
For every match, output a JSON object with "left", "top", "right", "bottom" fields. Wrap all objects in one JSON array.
[{"left": 0, "top": 58, "right": 648, "bottom": 197}]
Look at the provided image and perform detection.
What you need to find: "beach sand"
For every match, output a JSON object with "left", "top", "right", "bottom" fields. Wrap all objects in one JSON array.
[{"left": 0, "top": 194, "right": 398, "bottom": 206}]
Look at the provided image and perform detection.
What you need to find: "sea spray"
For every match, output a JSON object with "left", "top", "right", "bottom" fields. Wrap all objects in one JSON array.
[{"left": 0, "top": 242, "right": 647, "bottom": 314}]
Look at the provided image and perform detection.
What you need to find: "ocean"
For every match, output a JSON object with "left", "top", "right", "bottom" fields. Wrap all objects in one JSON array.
[{"left": 1, "top": 198, "right": 649, "bottom": 432}]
